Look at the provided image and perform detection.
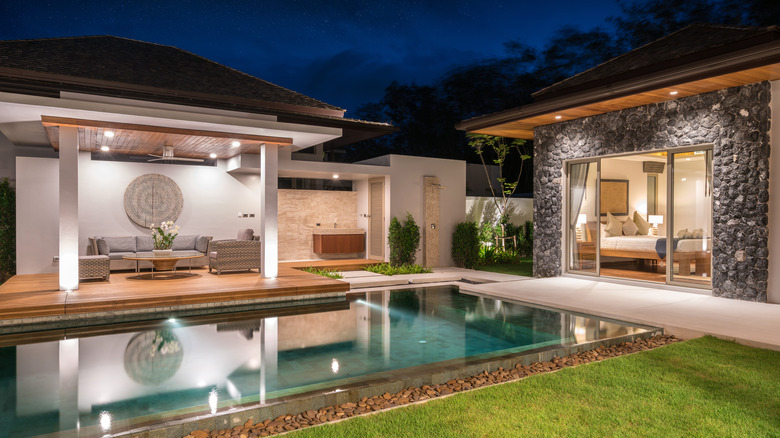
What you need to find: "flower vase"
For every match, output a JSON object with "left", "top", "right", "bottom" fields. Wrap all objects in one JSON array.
[{"left": 153, "top": 249, "right": 173, "bottom": 256}]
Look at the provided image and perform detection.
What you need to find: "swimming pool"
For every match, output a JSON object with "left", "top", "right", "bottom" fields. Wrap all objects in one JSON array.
[{"left": 0, "top": 285, "right": 653, "bottom": 437}]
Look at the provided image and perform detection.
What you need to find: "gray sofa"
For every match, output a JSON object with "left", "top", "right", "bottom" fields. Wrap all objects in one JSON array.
[{"left": 88, "top": 235, "right": 212, "bottom": 271}]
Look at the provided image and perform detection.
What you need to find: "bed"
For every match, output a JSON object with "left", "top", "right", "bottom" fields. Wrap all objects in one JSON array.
[{"left": 583, "top": 223, "right": 712, "bottom": 276}]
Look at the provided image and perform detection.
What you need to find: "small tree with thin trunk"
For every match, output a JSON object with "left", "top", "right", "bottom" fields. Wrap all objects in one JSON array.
[{"left": 467, "top": 134, "right": 529, "bottom": 249}]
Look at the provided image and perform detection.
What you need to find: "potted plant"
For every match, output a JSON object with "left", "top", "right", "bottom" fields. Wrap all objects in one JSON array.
[{"left": 150, "top": 221, "right": 179, "bottom": 254}]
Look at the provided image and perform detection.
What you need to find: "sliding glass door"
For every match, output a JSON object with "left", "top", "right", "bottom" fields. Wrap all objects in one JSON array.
[
  {"left": 669, "top": 149, "right": 712, "bottom": 286},
  {"left": 567, "top": 161, "right": 598, "bottom": 274}
]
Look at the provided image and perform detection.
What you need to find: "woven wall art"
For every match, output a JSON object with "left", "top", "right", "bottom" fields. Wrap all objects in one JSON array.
[{"left": 124, "top": 174, "right": 183, "bottom": 227}]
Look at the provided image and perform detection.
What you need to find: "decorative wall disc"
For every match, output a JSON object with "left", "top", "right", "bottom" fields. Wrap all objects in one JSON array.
[
  {"left": 124, "top": 174, "right": 183, "bottom": 227},
  {"left": 124, "top": 330, "right": 183, "bottom": 385}
]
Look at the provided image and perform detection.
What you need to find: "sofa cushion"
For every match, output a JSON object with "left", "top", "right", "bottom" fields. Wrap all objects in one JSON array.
[
  {"left": 104, "top": 236, "right": 136, "bottom": 253},
  {"left": 173, "top": 234, "right": 197, "bottom": 250},
  {"left": 136, "top": 235, "right": 154, "bottom": 252},
  {"left": 237, "top": 229, "right": 254, "bottom": 241},
  {"left": 195, "top": 236, "right": 210, "bottom": 253},
  {"left": 108, "top": 252, "right": 135, "bottom": 260},
  {"left": 96, "top": 238, "right": 110, "bottom": 255}
]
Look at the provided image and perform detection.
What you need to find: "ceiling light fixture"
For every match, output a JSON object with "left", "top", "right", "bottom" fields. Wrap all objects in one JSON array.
[
  {"left": 209, "top": 153, "right": 217, "bottom": 159},
  {"left": 104, "top": 131, "right": 115, "bottom": 138},
  {"left": 231, "top": 141, "right": 241, "bottom": 148},
  {"left": 332, "top": 174, "right": 339, "bottom": 179},
  {"left": 100, "top": 146, "right": 110, "bottom": 152},
  {"left": 669, "top": 91, "right": 679, "bottom": 95}
]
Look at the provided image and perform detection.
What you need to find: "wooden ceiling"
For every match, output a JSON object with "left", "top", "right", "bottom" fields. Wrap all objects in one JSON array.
[
  {"left": 472, "top": 63, "right": 780, "bottom": 139},
  {"left": 42, "top": 116, "right": 293, "bottom": 160}
]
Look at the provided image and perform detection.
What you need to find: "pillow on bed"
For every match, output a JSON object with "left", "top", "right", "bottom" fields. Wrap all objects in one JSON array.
[
  {"left": 622, "top": 216, "right": 639, "bottom": 236},
  {"left": 633, "top": 212, "right": 650, "bottom": 235},
  {"left": 677, "top": 228, "right": 692, "bottom": 239},
  {"left": 605, "top": 212, "right": 624, "bottom": 237},
  {"left": 692, "top": 228, "right": 704, "bottom": 239}
]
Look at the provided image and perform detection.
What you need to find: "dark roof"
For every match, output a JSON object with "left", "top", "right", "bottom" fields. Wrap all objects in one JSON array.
[
  {"left": 0, "top": 35, "right": 343, "bottom": 112},
  {"left": 533, "top": 24, "right": 780, "bottom": 101}
]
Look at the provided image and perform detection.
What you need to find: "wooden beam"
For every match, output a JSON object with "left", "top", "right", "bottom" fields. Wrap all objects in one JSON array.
[{"left": 41, "top": 116, "right": 294, "bottom": 145}]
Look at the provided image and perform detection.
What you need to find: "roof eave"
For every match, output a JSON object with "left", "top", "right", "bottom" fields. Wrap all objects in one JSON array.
[{"left": 457, "top": 39, "right": 780, "bottom": 135}]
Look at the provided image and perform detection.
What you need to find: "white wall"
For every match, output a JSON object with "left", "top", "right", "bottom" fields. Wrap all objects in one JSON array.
[
  {"left": 386, "top": 155, "right": 466, "bottom": 266},
  {"left": 16, "top": 157, "right": 60, "bottom": 274},
  {"left": 16, "top": 153, "right": 264, "bottom": 274},
  {"left": 466, "top": 196, "right": 533, "bottom": 226}
]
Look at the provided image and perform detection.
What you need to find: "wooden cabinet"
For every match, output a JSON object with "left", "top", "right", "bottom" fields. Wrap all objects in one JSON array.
[{"left": 313, "top": 233, "right": 365, "bottom": 254}]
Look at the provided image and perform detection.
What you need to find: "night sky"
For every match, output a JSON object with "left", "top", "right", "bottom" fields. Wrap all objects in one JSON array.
[{"left": 0, "top": 0, "right": 621, "bottom": 115}]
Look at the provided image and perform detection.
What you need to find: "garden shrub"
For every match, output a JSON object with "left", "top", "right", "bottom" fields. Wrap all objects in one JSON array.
[
  {"left": 388, "top": 213, "right": 420, "bottom": 266},
  {"left": 0, "top": 178, "right": 15, "bottom": 285},
  {"left": 451, "top": 221, "right": 479, "bottom": 269}
]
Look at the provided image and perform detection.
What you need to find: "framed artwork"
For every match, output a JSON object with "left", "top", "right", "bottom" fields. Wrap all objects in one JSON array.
[{"left": 600, "top": 179, "right": 629, "bottom": 216}]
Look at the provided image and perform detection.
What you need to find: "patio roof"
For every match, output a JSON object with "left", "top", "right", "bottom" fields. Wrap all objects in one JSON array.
[{"left": 456, "top": 24, "right": 780, "bottom": 139}]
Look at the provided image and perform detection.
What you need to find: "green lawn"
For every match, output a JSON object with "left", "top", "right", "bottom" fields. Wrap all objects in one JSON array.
[
  {"left": 476, "top": 257, "right": 533, "bottom": 277},
  {"left": 289, "top": 337, "right": 780, "bottom": 437}
]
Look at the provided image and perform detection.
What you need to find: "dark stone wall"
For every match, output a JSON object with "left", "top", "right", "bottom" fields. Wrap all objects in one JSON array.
[{"left": 533, "top": 81, "right": 771, "bottom": 301}]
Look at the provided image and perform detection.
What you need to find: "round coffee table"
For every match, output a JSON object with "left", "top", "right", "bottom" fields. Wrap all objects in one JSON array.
[{"left": 123, "top": 251, "right": 204, "bottom": 279}]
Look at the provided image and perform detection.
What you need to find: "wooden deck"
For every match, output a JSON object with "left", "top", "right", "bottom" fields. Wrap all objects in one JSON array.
[{"left": 0, "top": 259, "right": 381, "bottom": 321}]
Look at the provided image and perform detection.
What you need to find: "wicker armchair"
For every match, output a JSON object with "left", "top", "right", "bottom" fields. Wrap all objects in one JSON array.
[{"left": 208, "top": 240, "right": 262, "bottom": 274}]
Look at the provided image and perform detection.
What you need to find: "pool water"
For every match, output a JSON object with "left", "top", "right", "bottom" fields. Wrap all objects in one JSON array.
[{"left": 0, "top": 285, "right": 649, "bottom": 437}]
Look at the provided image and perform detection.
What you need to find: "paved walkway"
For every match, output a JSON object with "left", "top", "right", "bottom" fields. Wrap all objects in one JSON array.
[{"left": 446, "top": 272, "right": 780, "bottom": 351}]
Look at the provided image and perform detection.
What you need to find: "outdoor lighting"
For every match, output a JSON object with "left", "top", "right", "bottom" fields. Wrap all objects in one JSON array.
[
  {"left": 209, "top": 388, "right": 219, "bottom": 414},
  {"left": 209, "top": 153, "right": 217, "bottom": 158},
  {"left": 99, "top": 411, "right": 112, "bottom": 431},
  {"left": 649, "top": 215, "right": 663, "bottom": 236},
  {"left": 104, "top": 131, "right": 115, "bottom": 138},
  {"left": 332, "top": 174, "right": 339, "bottom": 179},
  {"left": 100, "top": 145, "right": 110, "bottom": 152},
  {"left": 669, "top": 91, "right": 679, "bottom": 95},
  {"left": 576, "top": 213, "right": 587, "bottom": 241},
  {"left": 331, "top": 358, "right": 340, "bottom": 374},
  {"left": 231, "top": 140, "right": 241, "bottom": 148},
  {"left": 555, "top": 115, "right": 562, "bottom": 119}
]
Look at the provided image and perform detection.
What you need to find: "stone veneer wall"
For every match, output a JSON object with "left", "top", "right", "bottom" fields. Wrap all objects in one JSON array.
[
  {"left": 278, "top": 189, "right": 359, "bottom": 261},
  {"left": 533, "top": 82, "right": 771, "bottom": 301}
]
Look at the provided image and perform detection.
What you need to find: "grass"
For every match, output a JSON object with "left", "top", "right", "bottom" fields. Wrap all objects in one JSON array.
[
  {"left": 364, "top": 263, "right": 432, "bottom": 276},
  {"left": 477, "top": 257, "right": 533, "bottom": 277},
  {"left": 300, "top": 266, "right": 343, "bottom": 279},
  {"left": 289, "top": 337, "right": 780, "bottom": 437}
]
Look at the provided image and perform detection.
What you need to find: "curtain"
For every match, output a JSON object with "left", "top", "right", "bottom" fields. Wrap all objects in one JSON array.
[{"left": 569, "top": 163, "right": 590, "bottom": 229}]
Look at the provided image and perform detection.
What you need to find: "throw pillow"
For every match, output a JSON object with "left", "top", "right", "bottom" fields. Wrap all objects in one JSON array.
[
  {"left": 96, "top": 238, "right": 110, "bottom": 255},
  {"left": 237, "top": 228, "right": 254, "bottom": 241},
  {"left": 677, "top": 229, "right": 692, "bottom": 239},
  {"left": 605, "top": 212, "right": 623, "bottom": 237},
  {"left": 622, "top": 216, "right": 639, "bottom": 236},
  {"left": 633, "top": 211, "right": 651, "bottom": 235},
  {"left": 692, "top": 228, "right": 704, "bottom": 239}
]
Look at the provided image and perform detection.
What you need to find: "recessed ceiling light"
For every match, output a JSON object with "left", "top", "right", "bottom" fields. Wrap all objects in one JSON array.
[
  {"left": 104, "top": 131, "right": 115, "bottom": 138},
  {"left": 100, "top": 146, "right": 110, "bottom": 152},
  {"left": 669, "top": 91, "right": 679, "bottom": 95},
  {"left": 209, "top": 153, "right": 217, "bottom": 158},
  {"left": 231, "top": 141, "right": 241, "bottom": 148},
  {"left": 332, "top": 174, "right": 339, "bottom": 179},
  {"left": 555, "top": 115, "right": 562, "bottom": 119}
]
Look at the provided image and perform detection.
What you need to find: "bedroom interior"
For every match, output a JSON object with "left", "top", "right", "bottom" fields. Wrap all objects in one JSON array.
[{"left": 567, "top": 147, "right": 712, "bottom": 287}]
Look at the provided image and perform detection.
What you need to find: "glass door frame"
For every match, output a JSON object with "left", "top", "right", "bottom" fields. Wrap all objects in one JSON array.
[
  {"left": 666, "top": 144, "right": 714, "bottom": 289},
  {"left": 564, "top": 144, "right": 714, "bottom": 290},
  {"left": 565, "top": 157, "right": 600, "bottom": 277}
]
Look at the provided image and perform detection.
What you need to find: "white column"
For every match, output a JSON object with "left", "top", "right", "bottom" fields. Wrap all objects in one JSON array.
[
  {"left": 59, "top": 126, "right": 79, "bottom": 290},
  {"left": 59, "top": 338, "right": 79, "bottom": 432},
  {"left": 260, "top": 143, "right": 278, "bottom": 278}
]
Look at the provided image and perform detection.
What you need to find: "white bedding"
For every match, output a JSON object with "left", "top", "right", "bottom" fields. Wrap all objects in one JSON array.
[{"left": 600, "top": 236, "right": 711, "bottom": 253}]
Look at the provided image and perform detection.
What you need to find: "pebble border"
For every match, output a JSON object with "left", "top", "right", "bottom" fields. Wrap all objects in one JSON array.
[{"left": 183, "top": 334, "right": 679, "bottom": 438}]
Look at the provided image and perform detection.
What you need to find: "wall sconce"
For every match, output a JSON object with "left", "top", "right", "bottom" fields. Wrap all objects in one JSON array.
[
  {"left": 576, "top": 214, "right": 587, "bottom": 241},
  {"left": 649, "top": 215, "right": 664, "bottom": 235}
]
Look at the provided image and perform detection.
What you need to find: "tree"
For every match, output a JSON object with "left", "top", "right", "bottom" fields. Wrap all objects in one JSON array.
[
  {"left": 467, "top": 134, "right": 530, "bottom": 248},
  {"left": 0, "top": 178, "right": 15, "bottom": 284}
]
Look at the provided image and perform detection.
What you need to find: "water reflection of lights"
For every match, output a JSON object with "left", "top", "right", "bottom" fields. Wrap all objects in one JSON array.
[
  {"left": 99, "top": 411, "right": 112, "bottom": 432},
  {"left": 331, "top": 358, "right": 340, "bottom": 374},
  {"left": 208, "top": 388, "right": 219, "bottom": 414}
]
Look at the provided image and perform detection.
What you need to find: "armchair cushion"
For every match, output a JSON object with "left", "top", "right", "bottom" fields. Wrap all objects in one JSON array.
[{"left": 237, "top": 228, "right": 254, "bottom": 241}]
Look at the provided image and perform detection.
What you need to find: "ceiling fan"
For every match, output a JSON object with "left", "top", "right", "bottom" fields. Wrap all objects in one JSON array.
[{"left": 148, "top": 144, "right": 204, "bottom": 162}]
